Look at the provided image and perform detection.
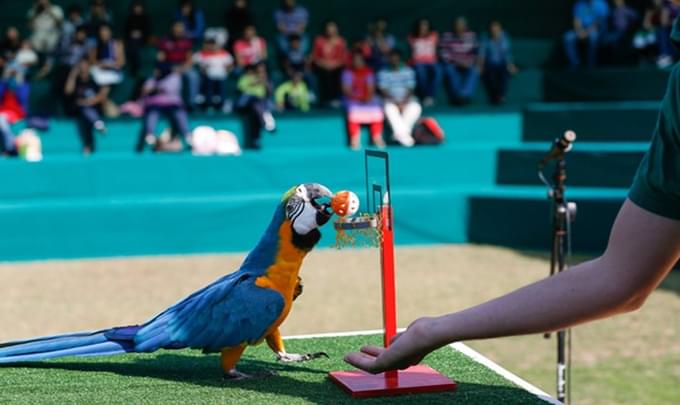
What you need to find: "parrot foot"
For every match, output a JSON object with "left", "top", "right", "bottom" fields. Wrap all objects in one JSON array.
[
  {"left": 223, "top": 369, "right": 278, "bottom": 381},
  {"left": 277, "top": 352, "right": 329, "bottom": 363}
]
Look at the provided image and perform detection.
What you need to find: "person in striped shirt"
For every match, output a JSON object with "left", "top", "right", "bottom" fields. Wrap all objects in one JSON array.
[
  {"left": 377, "top": 50, "right": 420, "bottom": 147},
  {"left": 438, "top": 17, "right": 479, "bottom": 105}
]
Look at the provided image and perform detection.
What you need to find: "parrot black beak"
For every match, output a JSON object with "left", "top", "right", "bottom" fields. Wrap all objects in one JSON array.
[{"left": 305, "top": 183, "right": 334, "bottom": 224}]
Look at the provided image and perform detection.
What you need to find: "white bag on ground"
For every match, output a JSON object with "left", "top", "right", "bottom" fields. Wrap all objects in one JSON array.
[{"left": 191, "top": 125, "right": 241, "bottom": 156}]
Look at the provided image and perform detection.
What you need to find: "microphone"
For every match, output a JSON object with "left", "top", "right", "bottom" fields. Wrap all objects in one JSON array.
[{"left": 538, "top": 130, "right": 576, "bottom": 169}]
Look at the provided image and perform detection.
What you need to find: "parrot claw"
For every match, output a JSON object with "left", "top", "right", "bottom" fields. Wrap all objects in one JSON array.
[
  {"left": 223, "top": 369, "right": 278, "bottom": 381},
  {"left": 277, "top": 351, "right": 329, "bottom": 363}
]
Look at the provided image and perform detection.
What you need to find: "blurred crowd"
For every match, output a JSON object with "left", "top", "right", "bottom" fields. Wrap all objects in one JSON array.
[
  {"left": 564, "top": 0, "right": 679, "bottom": 68},
  {"left": 0, "top": 0, "right": 676, "bottom": 156}
]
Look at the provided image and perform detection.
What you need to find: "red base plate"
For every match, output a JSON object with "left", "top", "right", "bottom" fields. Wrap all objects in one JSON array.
[{"left": 328, "top": 365, "right": 457, "bottom": 398}]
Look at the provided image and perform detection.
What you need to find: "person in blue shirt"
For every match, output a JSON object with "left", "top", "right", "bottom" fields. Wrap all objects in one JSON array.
[
  {"left": 478, "top": 21, "right": 518, "bottom": 105},
  {"left": 563, "top": 0, "right": 611, "bottom": 67},
  {"left": 175, "top": 0, "right": 205, "bottom": 42}
]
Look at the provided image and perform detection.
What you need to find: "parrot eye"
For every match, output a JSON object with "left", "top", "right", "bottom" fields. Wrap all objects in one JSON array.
[{"left": 295, "top": 185, "right": 307, "bottom": 199}]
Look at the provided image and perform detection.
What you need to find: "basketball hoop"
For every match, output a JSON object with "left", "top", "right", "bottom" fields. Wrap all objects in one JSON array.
[{"left": 328, "top": 150, "right": 457, "bottom": 398}]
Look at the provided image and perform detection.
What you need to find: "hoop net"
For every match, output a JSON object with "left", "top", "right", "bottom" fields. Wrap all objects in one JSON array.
[{"left": 333, "top": 213, "right": 383, "bottom": 248}]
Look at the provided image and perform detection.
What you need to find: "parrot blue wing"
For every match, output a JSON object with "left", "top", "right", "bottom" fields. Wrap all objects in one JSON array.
[{"left": 134, "top": 272, "right": 285, "bottom": 353}]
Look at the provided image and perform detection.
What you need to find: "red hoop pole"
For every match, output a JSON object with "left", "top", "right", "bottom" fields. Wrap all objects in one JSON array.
[{"left": 380, "top": 205, "right": 398, "bottom": 380}]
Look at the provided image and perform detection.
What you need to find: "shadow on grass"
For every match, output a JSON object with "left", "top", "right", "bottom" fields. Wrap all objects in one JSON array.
[{"left": 1, "top": 353, "right": 546, "bottom": 404}]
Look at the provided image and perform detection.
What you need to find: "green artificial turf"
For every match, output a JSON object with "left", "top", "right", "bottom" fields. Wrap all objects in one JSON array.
[{"left": 0, "top": 334, "right": 546, "bottom": 404}]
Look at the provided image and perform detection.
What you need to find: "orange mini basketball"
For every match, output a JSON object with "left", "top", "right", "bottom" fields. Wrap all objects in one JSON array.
[{"left": 331, "top": 191, "right": 360, "bottom": 217}]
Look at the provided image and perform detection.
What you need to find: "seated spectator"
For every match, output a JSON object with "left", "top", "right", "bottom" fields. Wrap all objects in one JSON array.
[
  {"left": 176, "top": 0, "right": 205, "bottom": 42},
  {"left": 275, "top": 70, "right": 311, "bottom": 112},
  {"left": 602, "top": 0, "right": 638, "bottom": 50},
  {"left": 64, "top": 59, "right": 109, "bottom": 155},
  {"left": 224, "top": 0, "right": 256, "bottom": 51},
  {"left": 635, "top": 0, "right": 677, "bottom": 67},
  {"left": 1, "top": 39, "right": 38, "bottom": 115},
  {"left": 366, "top": 18, "right": 396, "bottom": 71},
  {"left": 236, "top": 63, "right": 276, "bottom": 149},
  {"left": 312, "top": 20, "right": 348, "bottom": 107},
  {"left": 281, "top": 34, "right": 314, "bottom": 85},
  {"left": 53, "top": 26, "right": 91, "bottom": 113},
  {"left": 27, "top": 0, "right": 63, "bottom": 56},
  {"left": 377, "top": 49, "right": 420, "bottom": 147},
  {"left": 61, "top": 5, "right": 84, "bottom": 46},
  {"left": 124, "top": 0, "right": 151, "bottom": 78},
  {"left": 408, "top": 18, "right": 440, "bottom": 106},
  {"left": 158, "top": 21, "right": 200, "bottom": 109},
  {"left": 274, "top": 0, "right": 309, "bottom": 56},
  {"left": 234, "top": 25, "right": 268, "bottom": 69},
  {"left": 88, "top": 24, "right": 125, "bottom": 87},
  {"left": 342, "top": 51, "right": 384, "bottom": 150},
  {"left": 478, "top": 21, "right": 518, "bottom": 105},
  {"left": 563, "top": 0, "right": 610, "bottom": 68},
  {"left": 39, "top": 5, "right": 85, "bottom": 81},
  {"left": 193, "top": 37, "right": 234, "bottom": 111},
  {"left": 84, "top": 0, "right": 113, "bottom": 40},
  {"left": 0, "top": 27, "right": 22, "bottom": 76},
  {"left": 439, "top": 17, "right": 479, "bottom": 105},
  {"left": 0, "top": 75, "right": 29, "bottom": 157},
  {"left": 136, "top": 57, "right": 192, "bottom": 153}
]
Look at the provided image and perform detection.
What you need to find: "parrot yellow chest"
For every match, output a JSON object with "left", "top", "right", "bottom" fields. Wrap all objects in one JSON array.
[{"left": 254, "top": 220, "right": 308, "bottom": 340}]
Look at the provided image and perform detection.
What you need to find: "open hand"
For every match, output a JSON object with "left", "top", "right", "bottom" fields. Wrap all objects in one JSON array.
[{"left": 344, "top": 317, "right": 439, "bottom": 374}]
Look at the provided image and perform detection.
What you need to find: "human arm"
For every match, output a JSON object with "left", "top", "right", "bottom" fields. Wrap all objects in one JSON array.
[
  {"left": 346, "top": 200, "right": 680, "bottom": 373},
  {"left": 114, "top": 40, "right": 125, "bottom": 69},
  {"left": 274, "top": 82, "right": 288, "bottom": 109},
  {"left": 77, "top": 85, "right": 110, "bottom": 106},
  {"left": 63, "top": 66, "right": 79, "bottom": 96}
]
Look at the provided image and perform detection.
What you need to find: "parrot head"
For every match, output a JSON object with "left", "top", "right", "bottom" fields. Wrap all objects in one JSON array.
[{"left": 282, "top": 183, "right": 334, "bottom": 237}]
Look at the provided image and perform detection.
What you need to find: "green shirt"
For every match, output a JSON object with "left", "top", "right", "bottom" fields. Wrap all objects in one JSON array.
[
  {"left": 274, "top": 80, "right": 310, "bottom": 111},
  {"left": 237, "top": 74, "right": 268, "bottom": 98},
  {"left": 629, "top": 18, "right": 680, "bottom": 219}
]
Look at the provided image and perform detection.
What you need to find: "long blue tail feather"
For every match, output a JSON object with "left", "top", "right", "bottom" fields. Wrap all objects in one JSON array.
[{"left": 0, "top": 326, "right": 141, "bottom": 364}]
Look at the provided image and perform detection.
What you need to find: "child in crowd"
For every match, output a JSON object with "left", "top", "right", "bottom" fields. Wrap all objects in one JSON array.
[
  {"left": 236, "top": 63, "right": 275, "bottom": 149},
  {"left": 342, "top": 51, "right": 384, "bottom": 150},
  {"left": 275, "top": 70, "right": 311, "bottom": 112},
  {"left": 193, "top": 37, "right": 234, "bottom": 111}
]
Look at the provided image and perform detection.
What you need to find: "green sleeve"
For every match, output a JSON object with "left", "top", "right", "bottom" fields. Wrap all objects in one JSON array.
[
  {"left": 629, "top": 65, "right": 680, "bottom": 219},
  {"left": 275, "top": 82, "right": 290, "bottom": 105},
  {"left": 299, "top": 83, "right": 310, "bottom": 111}
]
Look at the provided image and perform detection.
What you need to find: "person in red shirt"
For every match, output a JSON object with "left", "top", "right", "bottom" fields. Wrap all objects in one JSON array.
[
  {"left": 408, "top": 18, "right": 441, "bottom": 106},
  {"left": 342, "top": 50, "right": 384, "bottom": 150},
  {"left": 312, "top": 20, "right": 348, "bottom": 107},
  {"left": 158, "top": 21, "right": 200, "bottom": 108},
  {"left": 233, "top": 25, "right": 268, "bottom": 69}
]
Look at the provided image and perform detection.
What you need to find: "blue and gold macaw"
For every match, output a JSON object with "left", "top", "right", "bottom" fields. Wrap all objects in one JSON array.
[{"left": 0, "top": 183, "right": 335, "bottom": 380}]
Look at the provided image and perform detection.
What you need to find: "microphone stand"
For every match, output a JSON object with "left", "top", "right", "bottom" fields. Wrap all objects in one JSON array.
[{"left": 539, "top": 156, "right": 576, "bottom": 404}]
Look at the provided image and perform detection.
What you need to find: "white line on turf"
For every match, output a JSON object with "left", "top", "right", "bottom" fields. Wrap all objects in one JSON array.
[
  {"left": 283, "top": 329, "right": 559, "bottom": 404},
  {"left": 449, "top": 342, "right": 561, "bottom": 405}
]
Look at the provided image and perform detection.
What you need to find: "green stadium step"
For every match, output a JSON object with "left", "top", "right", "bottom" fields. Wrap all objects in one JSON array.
[
  {"left": 522, "top": 102, "right": 659, "bottom": 142},
  {"left": 32, "top": 111, "right": 521, "bottom": 155},
  {"left": 0, "top": 185, "right": 625, "bottom": 261},
  {"left": 496, "top": 144, "right": 646, "bottom": 187},
  {"left": 543, "top": 68, "right": 669, "bottom": 102},
  {"left": 468, "top": 189, "right": 625, "bottom": 252},
  {"left": 0, "top": 147, "right": 499, "bottom": 201}
]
